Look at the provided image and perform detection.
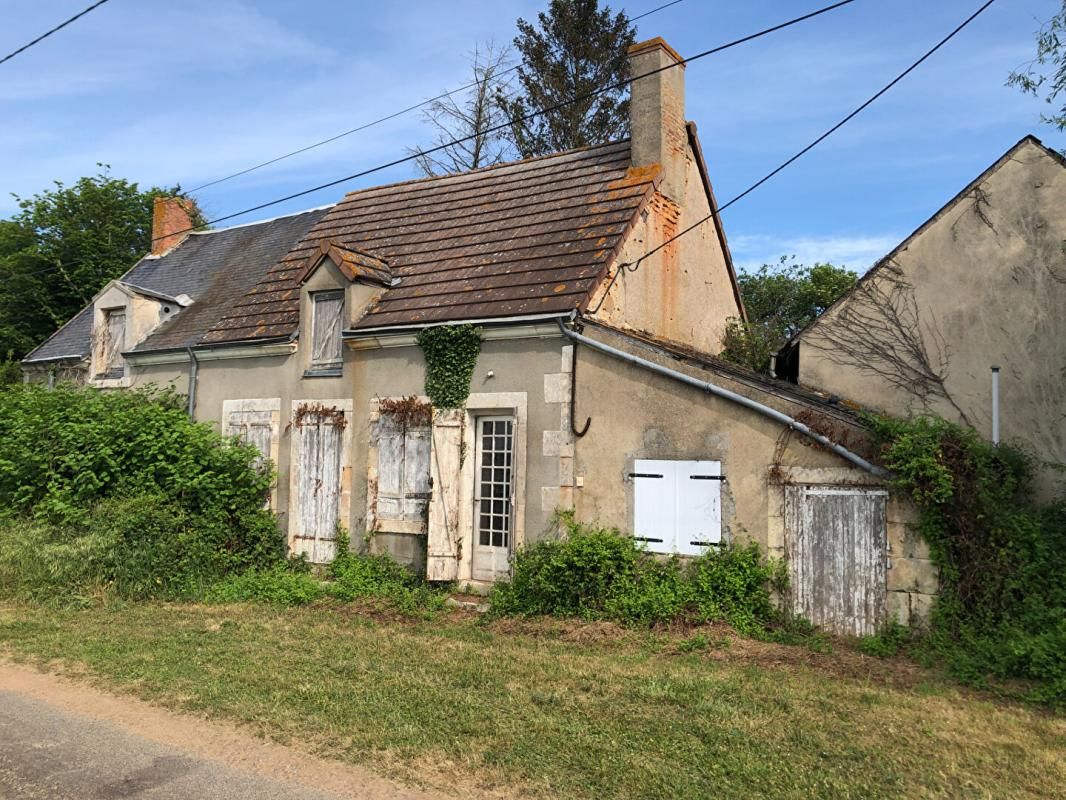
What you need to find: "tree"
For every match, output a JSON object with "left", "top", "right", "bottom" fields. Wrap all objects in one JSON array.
[
  {"left": 1008, "top": 1, "right": 1066, "bottom": 131},
  {"left": 498, "top": 0, "right": 635, "bottom": 158},
  {"left": 0, "top": 168, "right": 198, "bottom": 361},
  {"left": 409, "top": 42, "right": 515, "bottom": 177},
  {"left": 721, "top": 257, "right": 857, "bottom": 374}
]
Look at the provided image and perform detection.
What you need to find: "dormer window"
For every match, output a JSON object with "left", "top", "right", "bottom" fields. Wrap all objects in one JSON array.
[
  {"left": 310, "top": 290, "right": 344, "bottom": 370},
  {"left": 98, "top": 308, "right": 126, "bottom": 379}
]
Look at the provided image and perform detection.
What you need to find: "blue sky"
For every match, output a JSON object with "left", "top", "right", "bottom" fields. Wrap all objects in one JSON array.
[{"left": 1, "top": 0, "right": 1062, "bottom": 275}]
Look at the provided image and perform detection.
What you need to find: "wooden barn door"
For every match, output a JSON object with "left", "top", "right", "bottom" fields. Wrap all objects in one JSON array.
[{"left": 784, "top": 486, "right": 888, "bottom": 636}]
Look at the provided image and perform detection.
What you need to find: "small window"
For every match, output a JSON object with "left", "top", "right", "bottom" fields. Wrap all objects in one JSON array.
[
  {"left": 375, "top": 414, "right": 431, "bottom": 524},
  {"left": 310, "top": 290, "right": 344, "bottom": 369},
  {"left": 631, "top": 459, "right": 722, "bottom": 555},
  {"left": 98, "top": 309, "right": 126, "bottom": 379}
]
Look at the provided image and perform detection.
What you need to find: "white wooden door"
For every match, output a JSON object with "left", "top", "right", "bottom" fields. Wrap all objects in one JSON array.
[
  {"left": 472, "top": 416, "right": 515, "bottom": 582},
  {"left": 785, "top": 486, "right": 888, "bottom": 636},
  {"left": 291, "top": 409, "right": 345, "bottom": 563}
]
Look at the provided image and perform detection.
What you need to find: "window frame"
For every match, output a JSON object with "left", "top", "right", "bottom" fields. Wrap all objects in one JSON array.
[{"left": 97, "top": 307, "right": 127, "bottom": 379}]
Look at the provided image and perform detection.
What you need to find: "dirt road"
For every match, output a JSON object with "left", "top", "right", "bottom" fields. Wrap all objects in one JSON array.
[{"left": 0, "top": 661, "right": 442, "bottom": 800}]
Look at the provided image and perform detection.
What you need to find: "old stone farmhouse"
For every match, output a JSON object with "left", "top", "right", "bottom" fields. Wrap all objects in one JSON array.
[{"left": 25, "top": 36, "right": 1000, "bottom": 637}]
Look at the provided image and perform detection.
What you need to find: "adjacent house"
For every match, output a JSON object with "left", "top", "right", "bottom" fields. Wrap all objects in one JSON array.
[
  {"left": 24, "top": 37, "right": 939, "bottom": 635},
  {"left": 778, "top": 136, "right": 1066, "bottom": 500}
]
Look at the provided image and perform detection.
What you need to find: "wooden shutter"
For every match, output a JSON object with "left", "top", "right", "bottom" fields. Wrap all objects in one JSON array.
[
  {"left": 292, "top": 408, "right": 345, "bottom": 563},
  {"left": 311, "top": 292, "right": 343, "bottom": 366},
  {"left": 632, "top": 459, "right": 722, "bottom": 556},
  {"left": 376, "top": 416, "right": 405, "bottom": 520},
  {"left": 374, "top": 415, "right": 431, "bottom": 523}
]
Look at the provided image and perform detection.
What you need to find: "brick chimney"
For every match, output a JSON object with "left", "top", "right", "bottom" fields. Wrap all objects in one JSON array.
[
  {"left": 628, "top": 37, "right": 686, "bottom": 203},
  {"left": 151, "top": 196, "right": 195, "bottom": 256}
]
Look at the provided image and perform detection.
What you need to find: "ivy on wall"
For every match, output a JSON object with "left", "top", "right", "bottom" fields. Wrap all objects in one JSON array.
[
  {"left": 416, "top": 324, "right": 482, "bottom": 409},
  {"left": 866, "top": 414, "right": 1066, "bottom": 706}
]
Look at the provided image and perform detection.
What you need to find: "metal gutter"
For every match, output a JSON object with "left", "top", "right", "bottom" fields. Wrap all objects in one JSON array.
[
  {"left": 343, "top": 312, "right": 571, "bottom": 338},
  {"left": 558, "top": 320, "right": 888, "bottom": 477}
]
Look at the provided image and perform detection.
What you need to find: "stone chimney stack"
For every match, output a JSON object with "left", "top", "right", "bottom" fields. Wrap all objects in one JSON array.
[
  {"left": 627, "top": 37, "right": 686, "bottom": 203},
  {"left": 151, "top": 196, "right": 195, "bottom": 256}
]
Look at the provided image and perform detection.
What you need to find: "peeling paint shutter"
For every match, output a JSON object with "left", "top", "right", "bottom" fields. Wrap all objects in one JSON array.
[
  {"left": 311, "top": 292, "right": 343, "bottom": 367},
  {"left": 403, "top": 426, "right": 431, "bottom": 519},
  {"left": 375, "top": 417, "right": 431, "bottom": 522},
  {"left": 224, "top": 409, "right": 274, "bottom": 464},
  {"left": 632, "top": 459, "right": 721, "bottom": 556},
  {"left": 785, "top": 487, "right": 887, "bottom": 637},
  {"left": 293, "top": 411, "right": 344, "bottom": 563},
  {"left": 426, "top": 410, "right": 464, "bottom": 582},
  {"left": 376, "top": 417, "right": 405, "bottom": 519}
]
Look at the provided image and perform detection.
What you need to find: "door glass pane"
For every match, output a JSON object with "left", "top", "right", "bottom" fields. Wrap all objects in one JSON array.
[{"left": 475, "top": 417, "right": 514, "bottom": 553}]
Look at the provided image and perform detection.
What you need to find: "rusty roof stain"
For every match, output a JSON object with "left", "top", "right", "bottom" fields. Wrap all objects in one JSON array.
[{"left": 203, "top": 140, "right": 656, "bottom": 342}]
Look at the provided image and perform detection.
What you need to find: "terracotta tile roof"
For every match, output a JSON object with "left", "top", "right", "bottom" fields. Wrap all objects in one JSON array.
[{"left": 203, "top": 140, "right": 657, "bottom": 342}]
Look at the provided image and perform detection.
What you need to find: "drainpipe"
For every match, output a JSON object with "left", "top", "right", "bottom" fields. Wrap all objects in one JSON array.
[
  {"left": 186, "top": 346, "right": 199, "bottom": 419},
  {"left": 991, "top": 366, "right": 1000, "bottom": 445},
  {"left": 557, "top": 320, "right": 888, "bottom": 477}
]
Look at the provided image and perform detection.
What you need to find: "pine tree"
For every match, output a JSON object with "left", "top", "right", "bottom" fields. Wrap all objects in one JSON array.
[{"left": 499, "top": 0, "right": 635, "bottom": 158}]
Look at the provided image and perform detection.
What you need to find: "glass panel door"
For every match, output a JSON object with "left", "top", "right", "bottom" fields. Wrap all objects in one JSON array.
[{"left": 472, "top": 416, "right": 514, "bottom": 581}]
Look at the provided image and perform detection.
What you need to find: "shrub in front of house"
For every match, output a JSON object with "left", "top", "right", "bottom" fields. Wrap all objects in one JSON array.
[
  {"left": 0, "top": 383, "right": 273, "bottom": 524},
  {"left": 328, "top": 549, "right": 447, "bottom": 614},
  {"left": 0, "top": 383, "right": 284, "bottom": 601},
  {"left": 207, "top": 564, "right": 328, "bottom": 606},
  {"left": 489, "top": 513, "right": 786, "bottom": 631}
]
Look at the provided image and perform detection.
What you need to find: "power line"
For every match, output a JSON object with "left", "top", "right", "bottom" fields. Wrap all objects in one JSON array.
[
  {"left": 186, "top": 0, "right": 686, "bottom": 194},
  {"left": 11, "top": 0, "right": 855, "bottom": 283},
  {"left": 166, "top": 0, "right": 859, "bottom": 241},
  {"left": 590, "top": 0, "right": 998, "bottom": 313},
  {"left": 0, "top": 0, "right": 111, "bottom": 67}
]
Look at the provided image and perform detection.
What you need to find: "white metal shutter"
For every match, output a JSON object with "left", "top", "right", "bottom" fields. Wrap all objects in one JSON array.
[{"left": 632, "top": 459, "right": 722, "bottom": 556}]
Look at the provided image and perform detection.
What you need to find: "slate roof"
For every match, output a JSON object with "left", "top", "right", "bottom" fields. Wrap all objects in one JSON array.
[
  {"left": 203, "top": 140, "right": 659, "bottom": 343},
  {"left": 22, "top": 207, "right": 329, "bottom": 363}
]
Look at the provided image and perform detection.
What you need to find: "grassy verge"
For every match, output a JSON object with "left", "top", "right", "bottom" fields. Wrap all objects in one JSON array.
[{"left": 1, "top": 601, "right": 1063, "bottom": 799}]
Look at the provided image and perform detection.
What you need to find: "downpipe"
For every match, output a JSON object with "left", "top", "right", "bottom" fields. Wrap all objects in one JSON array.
[
  {"left": 557, "top": 320, "right": 888, "bottom": 478},
  {"left": 186, "top": 346, "right": 199, "bottom": 419}
]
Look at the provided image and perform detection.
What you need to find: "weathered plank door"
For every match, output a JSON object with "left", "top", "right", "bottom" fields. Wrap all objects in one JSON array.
[
  {"left": 472, "top": 416, "right": 515, "bottom": 582},
  {"left": 784, "top": 486, "right": 888, "bottom": 636},
  {"left": 291, "top": 407, "right": 346, "bottom": 563}
]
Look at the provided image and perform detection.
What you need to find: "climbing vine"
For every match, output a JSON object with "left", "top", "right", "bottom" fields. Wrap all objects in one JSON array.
[
  {"left": 416, "top": 324, "right": 482, "bottom": 409},
  {"left": 865, "top": 414, "right": 1066, "bottom": 706}
]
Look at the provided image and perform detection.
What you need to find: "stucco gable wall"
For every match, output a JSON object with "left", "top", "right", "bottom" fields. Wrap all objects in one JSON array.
[
  {"left": 586, "top": 142, "right": 741, "bottom": 355},
  {"left": 797, "top": 140, "right": 1066, "bottom": 495}
]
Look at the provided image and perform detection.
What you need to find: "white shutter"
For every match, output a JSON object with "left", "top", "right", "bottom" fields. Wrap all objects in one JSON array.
[
  {"left": 676, "top": 460, "right": 722, "bottom": 554},
  {"left": 403, "top": 426, "right": 432, "bottom": 520},
  {"left": 632, "top": 460, "right": 674, "bottom": 552},
  {"left": 632, "top": 459, "right": 722, "bottom": 555},
  {"left": 376, "top": 417, "right": 404, "bottom": 520}
]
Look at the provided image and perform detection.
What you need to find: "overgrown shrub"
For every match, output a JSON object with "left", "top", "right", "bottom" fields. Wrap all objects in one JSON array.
[
  {"left": 867, "top": 414, "right": 1066, "bottom": 706},
  {"left": 329, "top": 549, "right": 446, "bottom": 614},
  {"left": 0, "top": 493, "right": 284, "bottom": 602},
  {"left": 207, "top": 565, "right": 327, "bottom": 606},
  {"left": 0, "top": 383, "right": 272, "bottom": 524},
  {"left": 0, "top": 384, "right": 285, "bottom": 601},
  {"left": 490, "top": 513, "right": 785, "bottom": 631}
]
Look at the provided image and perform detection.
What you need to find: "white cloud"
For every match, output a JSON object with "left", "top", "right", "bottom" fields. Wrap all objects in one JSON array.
[{"left": 729, "top": 232, "right": 905, "bottom": 275}]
